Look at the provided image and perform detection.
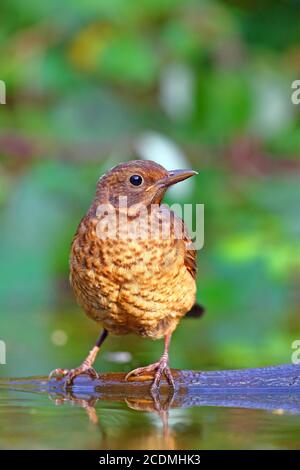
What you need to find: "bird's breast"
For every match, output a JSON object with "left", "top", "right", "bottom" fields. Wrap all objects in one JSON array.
[{"left": 70, "top": 212, "right": 196, "bottom": 338}]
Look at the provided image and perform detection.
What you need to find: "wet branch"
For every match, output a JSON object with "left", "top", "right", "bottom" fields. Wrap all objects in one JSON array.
[{"left": 2, "top": 364, "right": 300, "bottom": 414}]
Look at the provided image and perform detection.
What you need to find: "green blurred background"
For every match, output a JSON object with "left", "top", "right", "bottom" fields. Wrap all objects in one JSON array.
[{"left": 1, "top": 0, "right": 300, "bottom": 378}]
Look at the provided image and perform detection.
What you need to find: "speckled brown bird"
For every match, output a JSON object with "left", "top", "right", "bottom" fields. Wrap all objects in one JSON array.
[{"left": 50, "top": 160, "right": 200, "bottom": 392}]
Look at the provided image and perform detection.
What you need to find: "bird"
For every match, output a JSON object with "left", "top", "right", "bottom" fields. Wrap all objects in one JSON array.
[{"left": 50, "top": 160, "right": 201, "bottom": 393}]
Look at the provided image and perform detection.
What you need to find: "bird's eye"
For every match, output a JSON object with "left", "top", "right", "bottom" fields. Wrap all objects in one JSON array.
[{"left": 129, "top": 174, "right": 143, "bottom": 186}]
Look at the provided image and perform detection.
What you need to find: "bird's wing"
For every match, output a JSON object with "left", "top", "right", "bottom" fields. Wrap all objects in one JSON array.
[
  {"left": 172, "top": 211, "right": 197, "bottom": 280},
  {"left": 184, "top": 237, "right": 197, "bottom": 279}
]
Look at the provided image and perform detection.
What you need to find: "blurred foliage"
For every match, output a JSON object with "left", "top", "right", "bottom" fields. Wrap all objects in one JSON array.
[{"left": 0, "top": 0, "right": 300, "bottom": 378}]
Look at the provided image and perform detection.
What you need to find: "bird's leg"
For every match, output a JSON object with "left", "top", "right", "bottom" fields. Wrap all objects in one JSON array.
[
  {"left": 125, "top": 333, "right": 175, "bottom": 393},
  {"left": 49, "top": 329, "right": 108, "bottom": 388}
]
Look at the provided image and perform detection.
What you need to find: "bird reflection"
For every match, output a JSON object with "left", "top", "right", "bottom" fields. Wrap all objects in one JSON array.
[
  {"left": 49, "top": 391, "right": 100, "bottom": 425},
  {"left": 125, "top": 394, "right": 175, "bottom": 445},
  {"left": 47, "top": 373, "right": 178, "bottom": 448}
]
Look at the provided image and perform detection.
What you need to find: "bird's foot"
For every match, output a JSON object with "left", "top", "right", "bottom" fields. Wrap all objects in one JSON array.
[
  {"left": 49, "top": 365, "right": 99, "bottom": 388},
  {"left": 125, "top": 355, "right": 175, "bottom": 393}
]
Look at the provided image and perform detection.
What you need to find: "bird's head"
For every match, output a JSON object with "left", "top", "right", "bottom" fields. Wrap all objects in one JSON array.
[{"left": 95, "top": 160, "right": 197, "bottom": 208}]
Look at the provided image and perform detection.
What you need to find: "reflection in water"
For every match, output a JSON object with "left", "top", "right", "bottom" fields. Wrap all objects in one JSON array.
[
  {"left": 48, "top": 388, "right": 176, "bottom": 449},
  {"left": 1, "top": 368, "right": 300, "bottom": 450},
  {"left": 49, "top": 392, "right": 100, "bottom": 425}
]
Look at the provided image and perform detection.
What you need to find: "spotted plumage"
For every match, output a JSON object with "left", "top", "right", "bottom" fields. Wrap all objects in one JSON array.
[{"left": 50, "top": 160, "right": 199, "bottom": 392}]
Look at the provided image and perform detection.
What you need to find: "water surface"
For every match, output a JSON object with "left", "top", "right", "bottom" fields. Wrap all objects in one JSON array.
[{"left": 0, "top": 374, "right": 299, "bottom": 450}]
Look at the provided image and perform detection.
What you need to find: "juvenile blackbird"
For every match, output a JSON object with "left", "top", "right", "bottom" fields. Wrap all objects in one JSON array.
[{"left": 50, "top": 160, "right": 200, "bottom": 392}]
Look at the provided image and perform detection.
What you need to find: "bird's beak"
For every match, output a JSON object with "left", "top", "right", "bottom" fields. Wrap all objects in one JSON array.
[{"left": 158, "top": 169, "right": 198, "bottom": 188}]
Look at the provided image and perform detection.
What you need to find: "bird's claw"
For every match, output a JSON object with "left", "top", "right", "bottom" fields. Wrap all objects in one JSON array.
[
  {"left": 64, "top": 366, "right": 99, "bottom": 388},
  {"left": 125, "top": 358, "right": 175, "bottom": 393},
  {"left": 48, "top": 368, "right": 69, "bottom": 380},
  {"left": 151, "top": 362, "right": 175, "bottom": 394},
  {"left": 48, "top": 366, "right": 99, "bottom": 388}
]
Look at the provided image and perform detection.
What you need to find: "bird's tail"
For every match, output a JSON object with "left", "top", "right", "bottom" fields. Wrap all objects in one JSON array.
[{"left": 184, "top": 303, "right": 205, "bottom": 319}]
